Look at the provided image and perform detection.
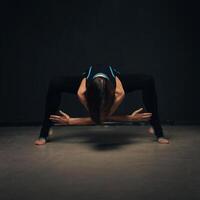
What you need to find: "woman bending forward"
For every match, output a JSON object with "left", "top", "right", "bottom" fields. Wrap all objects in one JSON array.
[{"left": 35, "top": 65, "right": 169, "bottom": 145}]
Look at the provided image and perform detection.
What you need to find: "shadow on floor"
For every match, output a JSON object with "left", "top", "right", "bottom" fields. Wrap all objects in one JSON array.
[{"left": 48, "top": 129, "right": 147, "bottom": 151}]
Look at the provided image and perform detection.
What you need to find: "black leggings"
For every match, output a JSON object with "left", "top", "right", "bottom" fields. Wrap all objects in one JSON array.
[{"left": 39, "top": 74, "right": 164, "bottom": 139}]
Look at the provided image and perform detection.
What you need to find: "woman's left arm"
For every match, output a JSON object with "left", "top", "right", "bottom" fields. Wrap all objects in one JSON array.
[
  {"left": 108, "top": 76, "right": 125, "bottom": 116},
  {"left": 107, "top": 108, "right": 152, "bottom": 122}
]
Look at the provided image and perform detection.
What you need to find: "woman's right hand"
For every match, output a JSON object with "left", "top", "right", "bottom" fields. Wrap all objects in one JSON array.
[
  {"left": 128, "top": 108, "right": 152, "bottom": 121},
  {"left": 49, "top": 110, "right": 70, "bottom": 125}
]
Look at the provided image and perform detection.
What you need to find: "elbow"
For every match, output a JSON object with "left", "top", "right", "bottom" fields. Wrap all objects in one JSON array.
[
  {"left": 121, "top": 90, "right": 125, "bottom": 97},
  {"left": 120, "top": 92, "right": 125, "bottom": 101},
  {"left": 117, "top": 90, "right": 125, "bottom": 97},
  {"left": 77, "top": 90, "right": 80, "bottom": 97},
  {"left": 77, "top": 91, "right": 86, "bottom": 102},
  {"left": 77, "top": 90, "right": 85, "bottom": 97},
  {"left": 115, "top": 90, "right": 125, "bottom": 99}
]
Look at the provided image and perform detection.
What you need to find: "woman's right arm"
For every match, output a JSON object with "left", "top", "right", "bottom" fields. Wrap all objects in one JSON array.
[
  {"left": 49, "top": 111, "right": 95, "bottom": 125},
  {"left": 77, "top": 78, "right": 89, "bottom": 111}
]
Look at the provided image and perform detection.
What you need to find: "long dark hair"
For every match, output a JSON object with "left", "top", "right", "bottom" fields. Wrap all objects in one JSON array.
[{"left": 85, "top": 77, "right": 115, "bottom": 124}]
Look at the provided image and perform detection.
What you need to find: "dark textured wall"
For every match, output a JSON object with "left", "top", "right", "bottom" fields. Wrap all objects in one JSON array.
[{"left": 1, "top": 0, "right": 200, "bottom": 125}]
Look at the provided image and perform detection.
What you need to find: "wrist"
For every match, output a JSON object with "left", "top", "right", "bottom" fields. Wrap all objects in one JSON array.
[
  {"left": 68, "top": 118, "right": 72, "bottom": 125},
  {"left": 126, "top": 115, "right": 132, "bottom": 121}
]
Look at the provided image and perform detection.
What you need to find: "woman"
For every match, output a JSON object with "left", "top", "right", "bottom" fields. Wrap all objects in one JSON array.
[{"left": 35, "top": 65, "right": 169, "bottom": 145}]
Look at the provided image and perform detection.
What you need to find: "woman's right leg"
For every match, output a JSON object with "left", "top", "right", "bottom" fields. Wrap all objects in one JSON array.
[{"left": 38, "top": 75, "right": 82, "bottom": 140}]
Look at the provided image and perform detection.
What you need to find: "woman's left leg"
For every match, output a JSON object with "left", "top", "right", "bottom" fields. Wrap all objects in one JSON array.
[{"left": 118, "top": 73, "right": 164, "bottom": 139}]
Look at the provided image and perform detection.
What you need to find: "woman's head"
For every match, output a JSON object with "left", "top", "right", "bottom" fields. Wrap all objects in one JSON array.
[{"left": 85, "top": 77, "right": 115, "bottom": 124}]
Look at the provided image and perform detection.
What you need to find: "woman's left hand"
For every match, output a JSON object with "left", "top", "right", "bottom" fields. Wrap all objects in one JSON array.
[
  {"left": 129, "top": 108, "right": 152, "bottom": 121},
  {"left": 49, "top": 110, "right": 70, "bottom": 125}
]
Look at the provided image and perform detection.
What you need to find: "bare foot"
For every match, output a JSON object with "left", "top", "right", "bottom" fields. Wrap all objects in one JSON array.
[
  {"left": 157, "top": 137, "right": 169, "bottom": 144},
  {"left": 148, "top": 127, "right": 154, "bottom": 135},
  {"left": 35, "top": 138, "right": 46, "bottom": 145}
]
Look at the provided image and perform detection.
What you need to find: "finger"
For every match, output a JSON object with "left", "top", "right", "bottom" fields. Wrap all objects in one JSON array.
[
  {"left": 49, "top": 117, "right": 60, "bottom": 121},
  {"left": 49, "top": 117, "right": 58, "bottom": 120},
  {"left": 137, "top": 112, "right": 152, "bottom": 116},
  {"left": 141, "top": 116, "right": 151, "bottom": 120},
  {"left": 49, "top": 116, "right": 59, "bottom": 120},
  {"left": 138, "top": 113, "right": 152, "bottom": 116},
  {"left": 59, "top": 110, "right": 70, "bottom": 118},
  {"left": 143, "top": 114, "right": 152, "bottom": 116},
  {"left": 142, "top": 114, "right": 152, "bottom": 117},
  {"left": 49, "top": 117, "right": 61, "bottom": 121},
  {"left": 59, "top": 110, "right": 67, "bottom": 116},
  {"left": 50, "top": 115, "right": 61, "bottom": 118},
  {"left": 142, "top": 116, "right": 151, "bottom": 119},
  {"left": 49, "top": 119, "right": 59, "bottom": 122},
  {"left": 49, "top": 118, "right": 64, "bottom": 123},
  {"left": 131, "top": 108, "right": 143, "bottom": 115},
  {"left": 135, "top": 108, "right": 143, "bottom": 113},
  {"left": 50, "top": 116, "right": 66, "bottom": 121},
  {"left": 135, "top": 114, "right": 151, "bottom": 118},
  {"left": 141, "top": 112, "right": 152, "bottom": 115}
]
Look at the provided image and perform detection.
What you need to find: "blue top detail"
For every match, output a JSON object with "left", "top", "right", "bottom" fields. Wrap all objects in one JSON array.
[
  {"left": 109, "top": 66, "right": 115, "bottom": 78},
  {"left": 82, "top": 65, "right": 120, "bottom": 87},
  {"left": 86, "top": 66, "right": 92, "bottom": 79}
]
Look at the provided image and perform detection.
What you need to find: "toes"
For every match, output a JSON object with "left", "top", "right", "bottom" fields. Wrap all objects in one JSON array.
[
  {"left": 158, "top": 138, "right": 169, "bottom": 144},
  {"left": 35, "top": 139, "right": 46, "bottom": 145}
]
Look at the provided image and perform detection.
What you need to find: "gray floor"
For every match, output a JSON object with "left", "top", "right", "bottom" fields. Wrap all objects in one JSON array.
[{"left": 0, "top": 125, "right": 200, "bottom": 200}]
